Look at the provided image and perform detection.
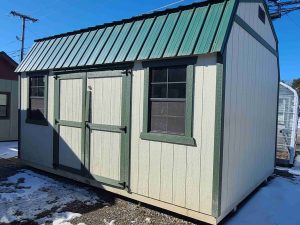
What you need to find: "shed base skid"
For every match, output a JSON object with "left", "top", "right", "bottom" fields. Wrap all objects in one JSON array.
[{"left": 21, "top": 159, "right": 218, "bottom": 225}]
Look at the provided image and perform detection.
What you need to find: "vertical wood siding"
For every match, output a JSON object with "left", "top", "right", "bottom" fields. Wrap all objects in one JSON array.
[
  {"left": 0, "top": 79, "right": 18, "bottom": 141},
  {"left": 130, "top": 55, "right": 218, "bottom": 215},
  {"left": 20, "top": 74, "right": 54, "bottom": 168},
  {"left": 88, "top": 76, "right": 123, "bottom": 180},
  {"left": 237, "top": 2, "right": 277, "bottom": 49},
  {"left": 221, "top": 22, "right": 278, "bottom": 216}
]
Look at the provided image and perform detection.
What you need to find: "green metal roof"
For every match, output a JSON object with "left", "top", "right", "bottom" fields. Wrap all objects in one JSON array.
[{"left": 16, "top": 0, "right": 237, "bottom": 72}]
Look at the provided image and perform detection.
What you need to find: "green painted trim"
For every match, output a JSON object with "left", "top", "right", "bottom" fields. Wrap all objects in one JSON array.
[
  {"left": 92, "top": 173, "right": 126, "bottom": 189},
  {"left": 140, "top": 132, "right": 196, "bottom": 146},
  {"left": 274, "top": 41, "right": 280, "bottom": 167},
  {"left": 211, "top": 55, "right": 225, "bottom": 217},
  {"left": 142, "top": 57, "right": 197, "bottom": 68},
  {"left": 57, "top": 120, "right": 82, "bottom": 128},
  {"left": 87, "top": 74, "right": 123, "bottom": 79},
  {"left": 0, "top": 92, "right": 11, "bottom": 120},
  {"left": 141, "top": 61, "right": 195, "bottom": 145},
  {"left": 53, "top": 74, "right": 60, "bottom": 168},
  {"left": 26, "top": 74, "right": 49, "bottom": 126},
  {"left": 239, "top": 0, "right": 279, "bottom": 43},
  {"left": 84, "top": 90, "right": 91, "bottom": 175},
  {"left": 234, "top": 15, "right": 278, "bottom": 57},
  {"left": 88, "top": 123, "right": 126, "bottom": 133},
  {"left": 57, "top": 165, "right": 82, "bottom": 176},
  {"left": 56, "top": 72, "right": 85, "bottom": 80},
  {"left": 81, "top": 75, "right": 87, "bottom": 173}
]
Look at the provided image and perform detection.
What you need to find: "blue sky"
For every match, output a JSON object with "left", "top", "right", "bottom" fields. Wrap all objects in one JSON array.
[{"left": 0, "top": 0, "right": 299, "bottom": 81}]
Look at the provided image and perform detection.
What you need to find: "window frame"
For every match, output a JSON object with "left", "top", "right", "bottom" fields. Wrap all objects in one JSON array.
[
  {"left": 26, "top": 73, "right": 48, "bottom": 126},
  {"left": 140, "top": 58, "right": 196, "bottom": 146},
  {"left": 0, "top": 92, "right": 10, "bottom": 120}
]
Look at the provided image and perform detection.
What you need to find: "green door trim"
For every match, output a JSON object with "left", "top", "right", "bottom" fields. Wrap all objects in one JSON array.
[{"left": 54, "top": 70, "right": 131, "bottom": 189}]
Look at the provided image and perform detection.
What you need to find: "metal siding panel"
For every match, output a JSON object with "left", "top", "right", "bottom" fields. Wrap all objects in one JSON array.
[
  {"left": 49, "top": 35, "right": 76, "bottom": 68},
  {"left": 62, "top": 32, "right": 90, "bottom": 68},
  {"left": 114, "top": 20, "right": 143, "bottom": 63},
  {"left": 211, "top": 0, "right": 235, "bottom": 52},
  {"left": 149, "top": 12, "right": 180, "bottom": 59},
  {"left": 36, "top": 38, "right": 62, "bottom": 70},
  {"left": 125, "top": 18, "right": 155, "bottom": 61},
  {"left": 137, "top": 15, "right": 167, "bottom": 60},
  {"left": 177, "top": 6, "right": 209, "bottom": 56},
  {"left": 163, "top": 9, "right": 194, "bottom": 58},
  {"left": 69, "top": 30, "right": 97, "bottom": 67},
  {"left": 44, "top": 36, "right": 68, "bottom": 69},
  {"left": 54, "top": 33, "right": 82, "bottom": 68},
  {"left": 94, "top": 24, "right": 123, "bottom": 65},
  {"left": 17, "top": 42, "right": 39, "bottom": 72},
  {"left": 86, "top": 27, "right": 114, "bottom": 65},
  {"left": 104, "top": 23, "right": 133, "bottom": 64},
  {"left": 77, "top": 29, "right": 104, "bottom": 66},
  {"left": 21, "top": 41, "right": 46, "bottom": 71},
  {"left": 194, "top": 2, "right": 226, "bottom": 54},
  {"left": 25, "top": 40, "right": 52, "bottom": 71}
]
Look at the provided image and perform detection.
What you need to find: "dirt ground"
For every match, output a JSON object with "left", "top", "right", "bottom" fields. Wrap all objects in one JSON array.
[{"left": 0, "top": 158, "right": 202, "bottom": 225}]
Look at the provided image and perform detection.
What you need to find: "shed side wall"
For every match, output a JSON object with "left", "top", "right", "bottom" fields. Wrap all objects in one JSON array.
[
  {"left": 220, "top": 20, "right": 278, "bottom": 216},
  {"left": 20, "top": 73, "right": 54, "bottom": 167},
  {"left": 130, "top": 55, "right": 217, "bottom": 215},
  {"left": 0, "top": 79, "right": 18, "bottom": 141},
  {"left": 237, "top": 1, "right": 277, "bottom": 50}
]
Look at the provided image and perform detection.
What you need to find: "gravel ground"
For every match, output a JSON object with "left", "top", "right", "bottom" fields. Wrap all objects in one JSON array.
[{"left": 0, "top": 158, "right": 202, "bottom": 225}]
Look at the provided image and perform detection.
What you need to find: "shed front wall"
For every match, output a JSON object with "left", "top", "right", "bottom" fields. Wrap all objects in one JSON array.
[
  {"left": 220, "top": 18, "right": 278, "bottom": 217},
  {"left": 0, "top": 79, "right": 18, "bottom": 141},
  {"left": 130, "top": 54, "right": 218, "bottom": 215},
  {"left": 20, "top": 54, "right": 218, "bottom": 217}
]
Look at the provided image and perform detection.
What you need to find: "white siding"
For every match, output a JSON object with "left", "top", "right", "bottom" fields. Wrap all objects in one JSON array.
[
  {"left": 221, "top": 21, "right": 278, "bottom": 216},
  {"left": 20, "top": 73, "right": 54, "bottom": 168},
  {"left": 237, "top": 2, "right": 277, "bottom": 49},
  {"left": 0, "top": 79, "right": 18, "bottom": 141},
  {"left": 130, "top": 55, "right": 218, "bottom": 215}
]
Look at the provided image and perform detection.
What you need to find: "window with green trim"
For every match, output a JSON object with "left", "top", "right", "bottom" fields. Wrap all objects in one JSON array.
[
  {"left": 27, "top": 75, "right": 48, "bottom": 125},
  {"left": 0, "top": 92, "right": 10, "bottom": 119},
  {"left": 141, "top": 59, "right": 196, "bottom": 146}
]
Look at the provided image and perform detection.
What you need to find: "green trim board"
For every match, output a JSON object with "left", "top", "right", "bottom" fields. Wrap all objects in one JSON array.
[
  {"left": 16, "top": 0, "right": 237, "bottom": 73},
  {"left": 140, "top": 60, "right": 196, "bottom": 146},
  {"left": 0, "top": 92, "right": 10, "bottom": 120},
  {"left": 211, "top": 55, "right": 225, "bottom": 217},
  {"left": 234, "top": 15, "right": 278, "bottom": 57},
  {"left": 87, "top": 123, "right": 126, "bottom": 133}
]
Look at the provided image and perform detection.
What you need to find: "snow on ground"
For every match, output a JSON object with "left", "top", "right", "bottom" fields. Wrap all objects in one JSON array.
[
  {"left": 276, "top": 166, "right": 300, "bottom": 176},
  {"left": 0, "top": 141, "right": 18, "bottom": 159},
  {"left": 0, "top": 169, "right": 100, "bottom": 224},
  {"left": 225, "top": 172, "right": 300, "bottom": 225}
]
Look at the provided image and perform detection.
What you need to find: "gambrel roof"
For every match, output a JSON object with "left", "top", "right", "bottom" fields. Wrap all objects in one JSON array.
[{"left": 16, "top": 0, "right": 237, "bottom": 72}]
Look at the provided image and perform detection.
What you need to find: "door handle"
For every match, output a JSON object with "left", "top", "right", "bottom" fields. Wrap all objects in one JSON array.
[{"left": 119, "top": 126, "right": 127, "bottom": 133}]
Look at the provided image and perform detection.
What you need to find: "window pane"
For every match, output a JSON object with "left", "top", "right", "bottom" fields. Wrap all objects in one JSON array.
[
  {"left": 151, "top": 68, "right": 167, "bottom": 82},
  {"left": 30, "top": 98, "right": 45, "bottom": 120},
  {"left": 168, "top": 67, "right": 186, "bottom": 82},
  {"left": 151, "top": 84, "right": 167, "bottom": 98},
  {"left": 168, "top": 83, "right": 186, "bottom": 98},
  {"left": 151, "top": 101, "right": 168, "bottom": 116},
  {"left": 167, "top": 101, "right": 185, "bottom": 117},
  {"left": 38, "top": 77, "right": 45, "bottom": 86},
  {"left": 0, "top": 105, "right": 7, "bottom": 117},
  {"left": 0, "top": 94, "right": 7, "bottom": 106},
  {"left": 150, "top": 116, "right": 167, "bottom": 133},
  {"left": 38, "top": 87, "right": 44, "bottom": 97},
  {"left": 30, "top": 77, "right": 37, "bottom": 86},
  {"left": 167, "top": 116, "right": 185, "bottom": 135},
  {"left": 31, "top": 87, "right": 38, "bottom": 97}
]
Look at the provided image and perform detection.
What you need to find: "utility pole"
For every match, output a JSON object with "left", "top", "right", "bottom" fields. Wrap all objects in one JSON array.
[{"left": 10, "top": 11, "right": 38, "bottom": 62}]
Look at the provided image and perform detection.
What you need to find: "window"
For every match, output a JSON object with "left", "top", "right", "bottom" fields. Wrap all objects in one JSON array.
[
  {"left": 0, "top": 92, "right": 10, "bottom": 119},
  {"left": 149, "top": 67, "right": 186, "bottom": 135},
  {"left": 140, "top": 58, "right": 196, "bottom": 146},
  {"left": 258, "top": 6, "right": 265, "bottom": 24},
  {"left": 27, "top": 75, "right": 48, "bottom": 125}
]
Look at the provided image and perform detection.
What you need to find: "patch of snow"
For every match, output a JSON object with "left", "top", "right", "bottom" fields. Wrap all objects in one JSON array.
[
  {"left": 294, "top": 155, "right": 300, "bottom": 167},
  {"left": 104, "top": 219, "right": 116, "bottom": 225},
  {"left": 77, "top": 223, "right": 86, "bottom": 225},
  {"left": 145, "top": 217, "right": 151, "bottom": 223},
  {"left": 0, "top": 169, "right": 100, "bottom": 224},
  {"left": 0, "top": 141, "right": 18, "bottom": 159},
  {"left": 276, "top": 166, "right": 300, "bottom": 176},
  {"left": 225, "top": 174, "right": 300, "bottom": 225}
]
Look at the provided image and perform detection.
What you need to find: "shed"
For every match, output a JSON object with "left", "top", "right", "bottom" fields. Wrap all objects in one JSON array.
[
  {"left": 0, "top": 51, "right": 18, "bottom": 141},
  {"left": 16, "top": 0, "right": 279, "bottom": 224},
  {"left": 276, "top": 82, "right": 298, "bottom": 165}
]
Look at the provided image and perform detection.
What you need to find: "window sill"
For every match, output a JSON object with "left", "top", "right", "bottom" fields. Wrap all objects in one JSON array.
[
  {"left": 26, "top": 118, "right": 48, "bottom": 126},
  {"left": 140, "top": 132, "right": 196, "bottom": 146}
]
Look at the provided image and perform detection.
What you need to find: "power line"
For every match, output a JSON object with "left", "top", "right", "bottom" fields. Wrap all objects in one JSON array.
[{"left": 10, "top": 11, "right": 38, "bottom": 62}]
